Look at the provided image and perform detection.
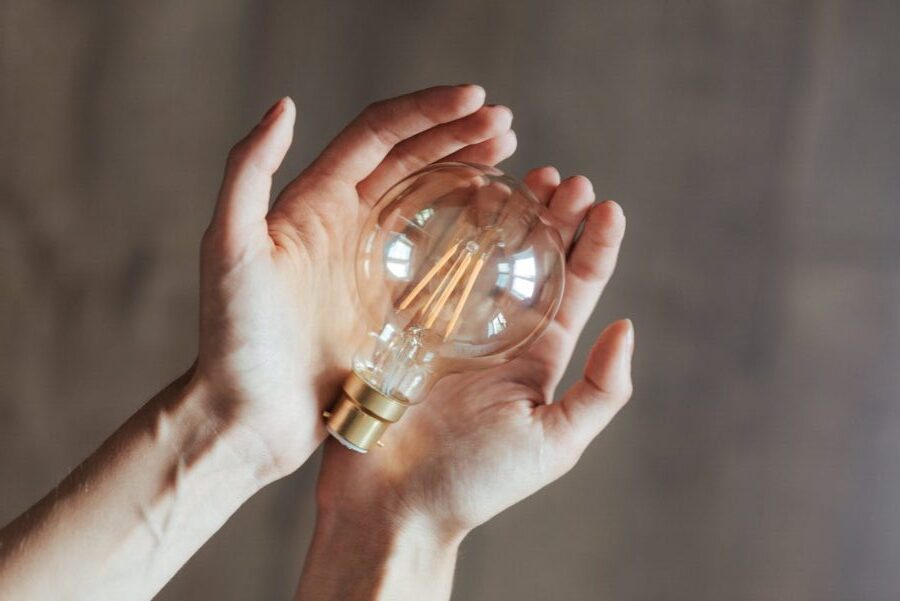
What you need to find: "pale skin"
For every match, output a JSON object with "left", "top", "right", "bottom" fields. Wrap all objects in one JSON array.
[{"left": 0, "top": 85, "right": 632, "bottom": 601}]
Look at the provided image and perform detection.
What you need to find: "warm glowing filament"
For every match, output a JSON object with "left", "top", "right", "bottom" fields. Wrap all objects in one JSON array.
[
  {"left": 419, "top": 247, "right": 468, "bottom": 316},
  {"left": 424, "top": 252, "right": 474, "bottom": 328},
  {"left": 398, "top": 229, "right": 495, "bottom": 338},
  {"left": 444, "top": 255, "right": 486, "bottom": 339},
  {"left": 397, "top": 242, "right": 459, "bottom": 311}
]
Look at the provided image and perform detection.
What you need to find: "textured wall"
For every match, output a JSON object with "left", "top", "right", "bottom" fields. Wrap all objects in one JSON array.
[{"left": 2, "top": 1, "right": 899, "bottom": 599}]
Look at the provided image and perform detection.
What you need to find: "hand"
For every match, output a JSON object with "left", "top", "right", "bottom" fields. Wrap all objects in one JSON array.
[
  {"left": 0, "top": 87, "right": 520, "bottom": 601},
  {"left": 314, "top": 169, "right": 632, "bottom": 536},
  {"left": 192, "top": 86, "right": 517, "bottom": 479}
]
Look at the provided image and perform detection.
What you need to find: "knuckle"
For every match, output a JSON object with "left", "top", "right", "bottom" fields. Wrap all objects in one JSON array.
[
  {"left": 390, "top": 145, "right": 420, "bottom": 172},
  {"left": 412, "top": 93, "right": 438, "bottom": 121},
  {"left": 200, "top": 225, "right": 221, "bottom": 252},
  {"left": 585, "top": 215, "right": 622, "bottom": 250},
  {"left": 446, "top": 124, "right": 471, "bottom": 146},
  {"left": 362, "top": 99, "right": 386, "bottom": 118},
  {"left": 568, "top": 257, "right": 603, "bottom": 282},
  {"left": 226, "top": 139, "right": 250, "bottom": 165},
  {"left": 360, "top": 106, "right": 401, "bottom": 148}
]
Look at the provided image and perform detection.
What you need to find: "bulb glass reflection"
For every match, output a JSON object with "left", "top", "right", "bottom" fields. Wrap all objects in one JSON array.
[{"left": 325, "top": 162, "right": 566, "bottom": 452}]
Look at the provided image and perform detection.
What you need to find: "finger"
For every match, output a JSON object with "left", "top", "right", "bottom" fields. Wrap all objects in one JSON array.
[
  {"left": 555, "top": 200, "right": 626, "bottom": 332},
  {"left": 309, "top": 85, "right": 486, "bottom": 187},
  {"left": 523, "top": 166, "right": 560, "bottom": 205},
  {"left": 213, "top": 97, "right": 295, "bottom": 236},
  {"left": 357, "top": 105, "right": 513, "bottom": 203},
  {"left": 547, "top": 175, "right": 595, "bottom": 250},
  {"left": 541, "top": 319, "right": 634, "bottom": 449},
  {"left": 440, "top": 129, "right": 518, "bottom": 165}
]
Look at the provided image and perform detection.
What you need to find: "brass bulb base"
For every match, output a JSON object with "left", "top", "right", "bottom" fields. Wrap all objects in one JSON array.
[{"left": 324, "top": 370, "right": 410, "bottom": 453}]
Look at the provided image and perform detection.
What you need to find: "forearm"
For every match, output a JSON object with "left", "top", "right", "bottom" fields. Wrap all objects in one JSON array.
[
  {"left": 0, "top": 371, "right": 276, "bottom": 601},
  {"left": 295, "top": 504, "right": 464, "bottom": 601}
]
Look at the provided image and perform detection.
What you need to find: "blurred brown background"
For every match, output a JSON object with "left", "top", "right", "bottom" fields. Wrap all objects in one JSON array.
[{"left": 2, "top": 1, "right": 899, "bottom": 599}]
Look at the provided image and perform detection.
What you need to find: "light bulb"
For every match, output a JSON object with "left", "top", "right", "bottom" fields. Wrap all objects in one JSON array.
[{"left": 324, "top": 162, "right": 566, "bottom": 452}]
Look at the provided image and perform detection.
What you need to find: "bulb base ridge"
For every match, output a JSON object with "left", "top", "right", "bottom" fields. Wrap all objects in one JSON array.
[{"left": 324, "top": 370, "right": 410, "bottom": 453}]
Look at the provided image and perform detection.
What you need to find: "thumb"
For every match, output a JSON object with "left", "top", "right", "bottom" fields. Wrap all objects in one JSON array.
[
  {"left": 546, "top": 318, "right": 634, "bottom": 450},
  {"left": 212, "top": 97, "right": 295, "bottom": 236}
]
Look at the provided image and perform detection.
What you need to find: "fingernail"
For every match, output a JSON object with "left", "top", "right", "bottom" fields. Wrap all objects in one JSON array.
[
  {"left": 457, "top": 84, "right": 486, "bottom": 99},
  {"left": 485, "top": 103, "right": 513, "bottom": 119},
  {"left": 607, "top": 199, "right": 624, "bottom": 213},
  {"left": 624, "top": 318, "right": 634, "bottom": 349},
  {"left": 260, "top": 98, "right": 285, "bottom": 125}
]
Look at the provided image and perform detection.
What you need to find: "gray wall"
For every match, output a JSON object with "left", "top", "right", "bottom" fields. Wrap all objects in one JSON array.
[{"left": 2, "top": 1, "right": 899, "bottom": 599}]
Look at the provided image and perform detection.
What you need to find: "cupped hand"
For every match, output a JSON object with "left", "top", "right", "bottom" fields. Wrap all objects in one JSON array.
[
  {"left": 315, "top": 169, "right": 632, "bottom": 535},
  {"left": 192, "top": 86, "right": 517, "bottom": 479}
]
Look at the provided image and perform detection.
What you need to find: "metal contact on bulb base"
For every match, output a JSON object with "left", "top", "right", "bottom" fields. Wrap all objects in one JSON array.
[
  {"left": 324, "top": 397, "right": 387, "bottom": 453},
  {"left": 324, "top": 370, "right": 410, "bottom": 453}
]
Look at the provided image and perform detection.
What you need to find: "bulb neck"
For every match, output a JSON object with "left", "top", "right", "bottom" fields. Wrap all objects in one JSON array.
[{"left": 324, "top": 370, "right": 410, "bottom": 453}]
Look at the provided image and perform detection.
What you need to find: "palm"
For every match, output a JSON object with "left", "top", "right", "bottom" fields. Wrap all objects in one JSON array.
[
  {"left": 317, "top": 167, "right": 632, "bottom": 532},
  {"left": 320, "top": 354, "right": 565, "bottom": 531},
  {"left": 195, "top": 87, "right": 518, "bottom": 474},
  {"left": 268, "top": 187, "right": 366, "bottom": 401}
]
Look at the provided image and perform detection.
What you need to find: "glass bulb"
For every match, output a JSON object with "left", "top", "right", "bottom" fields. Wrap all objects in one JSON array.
[{"left": 325, "top": 162, "right": 566, "bottom": 452}]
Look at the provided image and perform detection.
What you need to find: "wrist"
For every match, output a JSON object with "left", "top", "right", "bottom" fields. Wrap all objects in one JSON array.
[
  {"left": 317, "top": 500, "right": 467, "bottom": 556},
  {"left": 163, "top": 370, "right": 282, "bottom": 489},
  {"left": 297, "top": 501, "right": 465, "bottom": 601},
  {"left": 0, "top": 372, "right": 279, "bottom": 600},
  {"left": 315, "top": 470, "right": 472, "bottom": 545},
  {"left": 183, "top": 362, "right": 324, "bottom": 482}
]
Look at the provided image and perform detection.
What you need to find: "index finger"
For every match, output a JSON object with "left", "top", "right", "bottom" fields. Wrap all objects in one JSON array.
[{"left": 309, "top": 85, "right": 486, "bottom": 187}]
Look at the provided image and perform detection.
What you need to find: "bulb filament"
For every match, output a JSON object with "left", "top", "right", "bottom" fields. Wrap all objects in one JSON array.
[{"left": 397, "top": 232, "right": 496, "bottom": 341}]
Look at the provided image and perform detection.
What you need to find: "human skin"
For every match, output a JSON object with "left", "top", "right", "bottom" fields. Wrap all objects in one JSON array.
[
  {"left": 296, "top": 168, "right": 633, "bottom": 600},
  {"left": 0, "top": 85, "right": 518, "bottom": 601}
]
